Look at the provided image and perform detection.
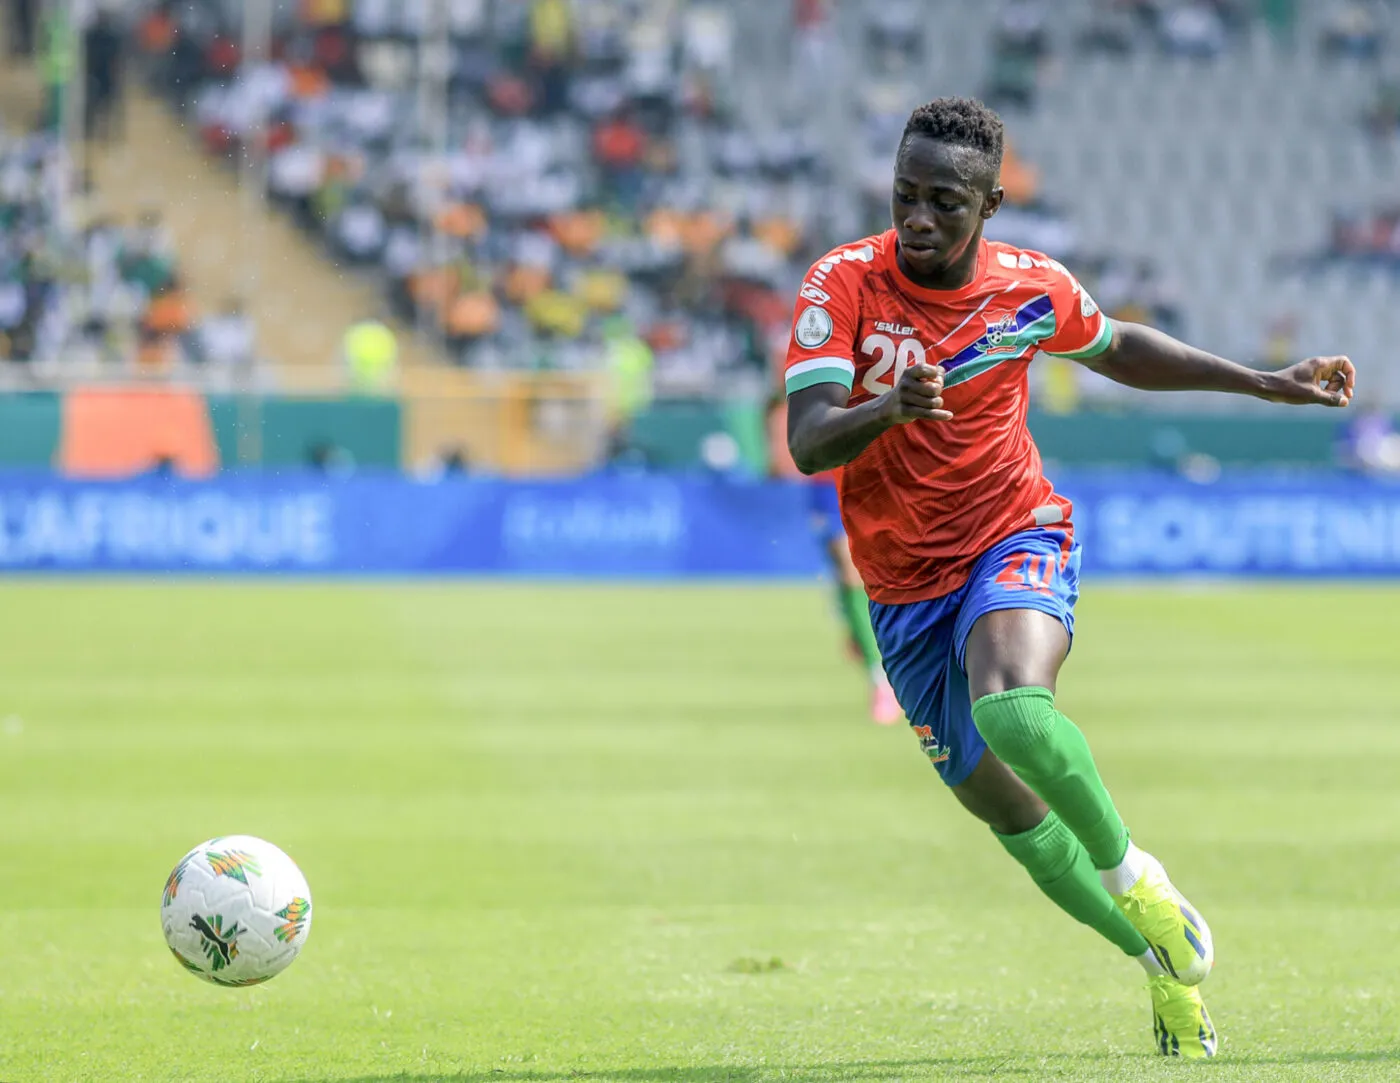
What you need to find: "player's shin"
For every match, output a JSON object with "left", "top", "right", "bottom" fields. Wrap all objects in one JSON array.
[
  {"left": 971, "top": 687, "right": 1129, "bottom": 869},
  {"left": 995, "top": 810, "right": 1153, "bottom": 963}
]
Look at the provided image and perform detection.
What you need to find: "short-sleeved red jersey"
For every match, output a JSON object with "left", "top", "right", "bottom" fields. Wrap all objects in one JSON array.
[{"left": 783, "top": 230, "right": 1112, "bottom": 603}]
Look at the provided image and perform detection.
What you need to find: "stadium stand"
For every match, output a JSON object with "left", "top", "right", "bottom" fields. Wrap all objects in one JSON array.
[{"left": 6, "top": 0, "right": 1400, "bottom": 413}]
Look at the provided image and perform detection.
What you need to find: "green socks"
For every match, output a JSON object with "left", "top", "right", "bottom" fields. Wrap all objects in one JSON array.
[
  {"left": 996, "top": 811, "right": 1150, "bottom": 958},
  {"left": 972, "top": 687, "right": 1130, "bottom": 870},
  {"left": 838, "top": 584, "right": 882, "bottom": 673}
]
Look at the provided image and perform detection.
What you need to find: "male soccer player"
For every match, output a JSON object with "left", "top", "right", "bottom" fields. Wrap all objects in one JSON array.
[
  {"left": 783, "top": 97, "right": 1355, "bottom": 1058},
  {"left": 768, "top": 395, "right": 902, "bottom": 724}
]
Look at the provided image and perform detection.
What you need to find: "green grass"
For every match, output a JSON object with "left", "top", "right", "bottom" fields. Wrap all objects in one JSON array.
[{"left": 2, "top": 580, "right": 1398, "bottom": 1082}]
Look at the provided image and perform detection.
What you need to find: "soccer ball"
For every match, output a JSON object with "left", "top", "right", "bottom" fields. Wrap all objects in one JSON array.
[{"left": 161, "top": 835, "right": 313, "bottom": 987}]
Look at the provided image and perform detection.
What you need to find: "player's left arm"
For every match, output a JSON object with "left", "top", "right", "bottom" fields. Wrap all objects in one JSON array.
[
  {"left": 1082, "top": 321, "right": 1356, "bottom": 408},
  {"left": 1035, "top": 262, "right": 1355, "bottom": 407}
]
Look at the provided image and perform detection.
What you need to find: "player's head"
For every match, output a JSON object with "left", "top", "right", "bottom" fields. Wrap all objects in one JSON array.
[{"left": 892, "top": 98, "right": 1005, "bottom": 282}]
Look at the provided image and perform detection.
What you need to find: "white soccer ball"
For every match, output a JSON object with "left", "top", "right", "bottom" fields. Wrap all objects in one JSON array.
[{"left": 161, "top": 835, "right": 313, "bottom": 987}]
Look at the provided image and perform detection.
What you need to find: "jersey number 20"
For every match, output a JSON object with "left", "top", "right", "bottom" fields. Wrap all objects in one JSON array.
[{"left": 860, "top": 334, "right": 927, "bottom": 395}]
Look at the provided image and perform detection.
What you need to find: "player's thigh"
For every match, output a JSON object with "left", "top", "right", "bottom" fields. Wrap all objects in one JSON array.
[
  {"left": 950, "top": 748, "right": 1049, "bottom": 836},
  {"left": 954, "top": 528, "right": 1081, "bottom": 701},
  {"left": 869, "top": 593, "right": 986, "bottom": 788},
  {"left": 965, "top": 609, "right": 1068, "bottom": 699}
]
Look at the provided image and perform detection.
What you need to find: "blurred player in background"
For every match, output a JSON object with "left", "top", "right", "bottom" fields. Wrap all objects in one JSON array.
[
  {"left": 783, "top": 97, "right": 1356, "bottom": 1058},
  {"left": 768, "top": 395, "right": 901, "bottom": 725}
]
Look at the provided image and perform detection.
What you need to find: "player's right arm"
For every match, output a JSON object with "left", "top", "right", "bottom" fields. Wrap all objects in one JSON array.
[
  {"left": 787, "top": 368, "right": 951, "bottom": 476},
  {"left": 782, "top": 250, "right": 951, "bottom": 475}
]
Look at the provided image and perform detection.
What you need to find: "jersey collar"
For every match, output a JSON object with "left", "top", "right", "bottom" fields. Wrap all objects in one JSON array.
[{"left": 884, "top": 234, "right": 988, "bottom": 304}]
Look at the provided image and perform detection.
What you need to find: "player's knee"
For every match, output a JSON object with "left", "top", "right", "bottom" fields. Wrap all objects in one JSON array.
[{"left": 971, "top": 687, "right": 1059, "bottom": 767}]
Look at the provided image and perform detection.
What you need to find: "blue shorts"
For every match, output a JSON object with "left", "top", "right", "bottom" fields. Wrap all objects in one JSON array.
[
  {"left": 807, "top": 479, "right": 844, "bottom": 548},
  {"left": 869, "top": 528, "right": 1080, "bottom": 788}
]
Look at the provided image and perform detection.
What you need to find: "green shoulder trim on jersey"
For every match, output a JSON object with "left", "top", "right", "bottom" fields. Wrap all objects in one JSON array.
[
  {"left": 1045, "top": 317, "right": 1115, "bottom": 360},
  {"left": 785, "top": 357, "right": 855, "bottom": 395}
]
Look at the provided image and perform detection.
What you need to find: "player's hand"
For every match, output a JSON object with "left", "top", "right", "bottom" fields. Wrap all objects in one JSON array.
[
  {"left": 1263, "top": 356, "right": 1356, "bottom": 408},
  {"left": 882, "top": 363, "right": 954, "bottom": 425}
]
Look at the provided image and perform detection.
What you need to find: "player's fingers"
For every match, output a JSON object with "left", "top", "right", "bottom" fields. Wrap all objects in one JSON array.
[
  {"left": 902, "top": 386, "right": 943, "bottom": 406},
  {"left": 1335, "top": 357, "right": 1357, "bottom": 395},
  {"left": 906, "top": 363, "right": 943, "bottom": 384},
  {"left": 904, "top": 407, "right": 954, "bottom": 422}
]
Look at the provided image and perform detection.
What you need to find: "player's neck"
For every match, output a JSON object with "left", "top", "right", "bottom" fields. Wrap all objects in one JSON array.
[{"left": 895, "top": 237, "right": 983, "bottom": 292}]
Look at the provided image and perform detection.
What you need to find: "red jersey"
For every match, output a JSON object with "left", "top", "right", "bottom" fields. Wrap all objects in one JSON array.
[{"left": 782, "top": 231, "right": 1112, "bottom": 603}]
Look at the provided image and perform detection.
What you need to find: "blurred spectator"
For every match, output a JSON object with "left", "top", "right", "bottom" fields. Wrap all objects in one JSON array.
[
  {"left": 119, "top": 210, "right": 176, "bottom": 294},
  {"left": 343, "top": 314, "right": 398, "bottom": 391},
  {"left": 1083, "top": 255, "right": 1183, "bottom": 334},
  {"left": 83, "top": 10, "right": 126, "bottom": 142},
  {"left": 418, "top": 446, "right": 472, "bottom": 480},
  {"left": 39, "top": 4, "right": 74, "bottom": 132},
  {"left": 997, "top": 0, "right": 1051, "bottom": 60},
  {"left": 1321, "top": 2, "right": 1384, "bottom": 61},
  {"left": 1366, "top": 75, "right": 1400, "bottom": 137},
  {"left": 792, "top": 0, "right": 833, "bottom": 100},
  {"left": 1339, "top": 404, "right": 1400, "bottom": 474},
  {"left": 1260, "top": 0, "right": 1298, "bottom": 46},
  {"left": 1292, "top": 206, "right": 1400, "bottom": 271},
  {"left": 139, "top": 277, "right": 196, "bottom": 369},
  {"left": 865, "top": 0, "right": 921, "bottom": 65},
  {"left": 1080, "top": 0, "right": 1139, "bottom": 56},
  {"left": 986, "top": 2, "right": 1048, "bottom": 111},
  {"left": 1160, "top": 1, "right": 1227, "bottom": 59},
  {"left": 307, "top": 439, "right": 356, "bottom": 476},
  {"left": 8, "top": 0, "right": 37, "bottom": 58},
  {"left": 198, "top": 298, "right": 256, "bottom": 368},
  {"left": 1256, "top": 312, "right": 1300, "bottom": 371},
  {"left": 592, "top": 110, "right": 647, "bottom": 208}
]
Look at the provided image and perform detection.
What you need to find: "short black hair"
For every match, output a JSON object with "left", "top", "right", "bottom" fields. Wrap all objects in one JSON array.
[{"left": 898, "top": 97, "right": 1004, "bottom": 182}]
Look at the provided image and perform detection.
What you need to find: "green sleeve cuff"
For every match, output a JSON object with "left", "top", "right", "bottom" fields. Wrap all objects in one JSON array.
[
  {"left": 1046, "top": 318, "right": 1114, "bottom": 360},
  {"left": 785, "top": 357, "right": 856, "bottom": 394}
]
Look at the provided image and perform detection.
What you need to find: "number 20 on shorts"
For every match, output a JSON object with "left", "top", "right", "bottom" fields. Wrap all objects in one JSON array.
[{"left": 995, "top": 552, "right": 1056, "bottom": 596}]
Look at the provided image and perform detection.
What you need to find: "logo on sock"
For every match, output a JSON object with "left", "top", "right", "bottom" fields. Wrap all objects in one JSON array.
[{"left": 912, "top": 724, "right": 951, "bottom": 765}]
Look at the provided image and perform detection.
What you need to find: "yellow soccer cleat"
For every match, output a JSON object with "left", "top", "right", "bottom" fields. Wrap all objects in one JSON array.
[
  {"left": 1111, "top": 850, "right": 1214, "bottom": 986},
  {"left": 1149, "top": 975, "right": 1218, "bottom": 1058}
]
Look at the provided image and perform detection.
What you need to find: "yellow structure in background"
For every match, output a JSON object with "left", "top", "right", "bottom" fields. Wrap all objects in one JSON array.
[{"left": 401, "top": 369, "right": 611, "bottom": 476}]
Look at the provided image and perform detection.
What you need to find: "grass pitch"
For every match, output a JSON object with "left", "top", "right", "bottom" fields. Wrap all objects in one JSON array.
[{"left": 2, "top": 580, "right": 1398, "bottom": 1082}]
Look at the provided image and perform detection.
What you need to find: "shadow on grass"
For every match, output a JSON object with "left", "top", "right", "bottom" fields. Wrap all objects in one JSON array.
[{"left": 288, "top": 1049, "right": 1400, "bottom": 1083}]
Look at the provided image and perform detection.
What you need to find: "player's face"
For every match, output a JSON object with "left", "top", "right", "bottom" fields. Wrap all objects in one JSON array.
[{"left": 891, "top": 136, "right": 1003, "bottom": 285}]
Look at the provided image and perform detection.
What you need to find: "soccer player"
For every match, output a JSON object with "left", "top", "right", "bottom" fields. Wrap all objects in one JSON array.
[
  {"left": 767, "top": 395, "right": 902, "bottom": 724},
  {"left": 783, "top": 97, "right": 1355, "bottom": 1058}
]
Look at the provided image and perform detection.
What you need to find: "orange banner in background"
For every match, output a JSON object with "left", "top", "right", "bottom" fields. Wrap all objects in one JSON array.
[{"left": 58, "top": 387, "right": 218, "bottom": 478}]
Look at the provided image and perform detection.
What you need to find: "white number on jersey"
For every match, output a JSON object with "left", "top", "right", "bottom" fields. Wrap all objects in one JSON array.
[{"left": 860, "top": 335, "right": 927, "bottom": 394}]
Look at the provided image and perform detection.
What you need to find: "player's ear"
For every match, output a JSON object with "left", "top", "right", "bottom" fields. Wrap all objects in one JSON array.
[{"left": 982, "top": 187, "right": 1004, "bottom": 219}]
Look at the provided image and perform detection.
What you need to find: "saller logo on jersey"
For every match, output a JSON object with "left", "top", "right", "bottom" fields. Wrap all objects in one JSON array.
[{"left": 794, "top": 306, "right": 834, "bottom": 349}]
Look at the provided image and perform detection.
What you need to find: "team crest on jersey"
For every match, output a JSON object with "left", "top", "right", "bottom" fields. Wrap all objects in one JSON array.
[
  {"left": 983, "top": 312, "right": 1018, "bottom": 349},
  {"left": 794, "top": 306, "right": 833, "bottom": 348},
  {"left": 941, "top": 294, "right": 1056, "bottom": 379}
]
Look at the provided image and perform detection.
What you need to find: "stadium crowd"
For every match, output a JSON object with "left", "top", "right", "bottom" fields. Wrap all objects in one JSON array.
[
  {"left": 132, "top": 0, "right": 1210, "bottom": 399},
  {"left": 0, "top": 123, "right": 253, "bottom": 373},
  {"left": 1, "top": 0, "right": 1398, "bottom": 400}
]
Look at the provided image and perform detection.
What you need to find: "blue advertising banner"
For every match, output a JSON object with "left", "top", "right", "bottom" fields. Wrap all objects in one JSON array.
[{"left": 0, "top": 471, "right": 1396, "bottom": 577}]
